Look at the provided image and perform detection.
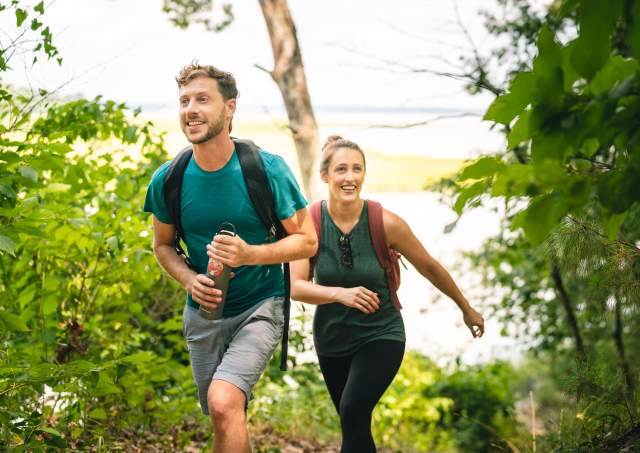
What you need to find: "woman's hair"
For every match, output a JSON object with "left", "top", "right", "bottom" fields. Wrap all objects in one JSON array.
[{"left": 320, "top": 135, "right": 366, "bottom": 173}]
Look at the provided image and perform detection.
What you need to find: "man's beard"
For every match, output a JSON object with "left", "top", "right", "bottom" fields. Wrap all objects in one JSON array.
[{"left": 187, "top": 111, "right": 225, "bottom": 145}]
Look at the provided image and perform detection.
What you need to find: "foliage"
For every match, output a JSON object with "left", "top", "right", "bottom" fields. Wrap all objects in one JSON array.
[
  {"left": 457, "top": 1, "right": 640, "bottom": 245},
  {"left": 162, "top": 0, "right": 234, "bottom": 32},
  {"left": 448, "top": 0, "right": 640, "bottom": 449},
  {"left": 432, "top": 361, "right": 524, "bottom": 453},
  {"left": 0, "top": 5, "right": 204, "bottom": 450}
]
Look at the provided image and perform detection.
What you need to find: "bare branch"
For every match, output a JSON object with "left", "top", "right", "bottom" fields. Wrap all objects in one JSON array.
[
  {"left": 253, "top": 63, "right": 272, "bottom": 76},
  {"left": 366, "top": 112, "right": 481, "bottom": 129}
]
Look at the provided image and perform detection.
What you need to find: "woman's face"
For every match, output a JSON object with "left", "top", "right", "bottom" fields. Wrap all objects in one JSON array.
[{"left": 321, "top": 147, "right": 365, "bottom": 202}]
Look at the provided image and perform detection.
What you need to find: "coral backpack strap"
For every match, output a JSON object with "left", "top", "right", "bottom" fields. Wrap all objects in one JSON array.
[
  {"left": 308, "top": 200, "right": 323, "bottom": 280},
  {"left": 367, "top": 200, "right": 403, "bottom": 310}
]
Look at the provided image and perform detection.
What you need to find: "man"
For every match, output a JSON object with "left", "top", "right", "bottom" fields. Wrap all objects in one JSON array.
[{"left": 144, "top": 63, "right": 317, "bottom": 452}]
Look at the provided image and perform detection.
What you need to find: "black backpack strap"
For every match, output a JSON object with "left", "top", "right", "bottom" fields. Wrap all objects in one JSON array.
[
  {"left": 162, "top": 146, "right": 195, "bottom": 270},
  {"left": 234, "top": 138, "right": 291, "bottom": 371}
]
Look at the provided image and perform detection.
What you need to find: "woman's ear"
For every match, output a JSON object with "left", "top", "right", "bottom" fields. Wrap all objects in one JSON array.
[{"left": 320, "top": 170, "right": 328, "bottom": 183}]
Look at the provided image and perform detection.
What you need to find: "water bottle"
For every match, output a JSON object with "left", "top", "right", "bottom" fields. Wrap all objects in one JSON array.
[{"left": 199, "top": 222, "right": 236, "bottom": 320}]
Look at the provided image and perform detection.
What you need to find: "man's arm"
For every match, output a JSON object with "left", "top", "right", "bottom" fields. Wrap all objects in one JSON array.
[
  {"left": 206, "top": 206, "right": 318, "bottom": 267},
  {"left": 152, "top": 216, "right": 222, "bottom": 310}
]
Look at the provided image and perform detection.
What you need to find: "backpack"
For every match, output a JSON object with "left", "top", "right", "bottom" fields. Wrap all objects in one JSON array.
[
  {"left": 309, "top": 200, "right": 403, "bottom": 311},
  {"left": 162, "top": 138, "right": 292, "bottom": 371}
]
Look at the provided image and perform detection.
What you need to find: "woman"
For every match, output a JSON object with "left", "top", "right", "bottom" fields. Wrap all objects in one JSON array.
[{"left": 290, "top": 135, "right": 485, "bottom": 453}]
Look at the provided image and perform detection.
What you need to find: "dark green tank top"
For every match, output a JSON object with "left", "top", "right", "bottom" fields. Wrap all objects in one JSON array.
[{"left": 313, "top": 201, "right": 405, "bottom": 357}]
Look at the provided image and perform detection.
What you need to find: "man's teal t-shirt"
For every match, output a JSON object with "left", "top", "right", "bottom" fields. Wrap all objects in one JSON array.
[{"left": 143, "top": 147, "right": 307, "bottom": 317}]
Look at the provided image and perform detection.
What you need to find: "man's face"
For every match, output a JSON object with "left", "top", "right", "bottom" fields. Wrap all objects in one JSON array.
[{"left": 178, "top": 77, "right": 236, "bottom": 144}]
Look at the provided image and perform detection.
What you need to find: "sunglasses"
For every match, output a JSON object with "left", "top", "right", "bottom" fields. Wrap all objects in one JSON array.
[{"left": 338, "top": 234, "right": 353, "bottom": 269}]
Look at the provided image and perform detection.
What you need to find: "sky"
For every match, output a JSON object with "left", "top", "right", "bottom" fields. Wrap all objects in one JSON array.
[{"left": 2, "top": 0, "right": 517, "bottom": 157}]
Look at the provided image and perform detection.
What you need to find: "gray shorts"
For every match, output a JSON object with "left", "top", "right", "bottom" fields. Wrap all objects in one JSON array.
[{"left": 182, "top": 296, "right": 284, "bottom": 415}]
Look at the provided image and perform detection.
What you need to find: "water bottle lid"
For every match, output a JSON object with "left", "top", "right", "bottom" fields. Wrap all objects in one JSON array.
[{"left": 217, "top": 222, "right": 237, "bottom": 237}]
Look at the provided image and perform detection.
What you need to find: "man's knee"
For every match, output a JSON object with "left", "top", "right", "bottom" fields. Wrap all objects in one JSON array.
[{"left": 207, "top": 381, "right": 246, "bottom": 424}]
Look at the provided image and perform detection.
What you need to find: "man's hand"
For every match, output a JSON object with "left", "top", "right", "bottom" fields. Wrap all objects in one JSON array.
[
  {"left": 462, "top": 307, "right": 485, "bottom": 338},
  {"left": 206, "top": 234, "right": 255, "bottom": 267},
  {"left": 186, "top": 274, "right": 223, "bottom": 310},
  {"left": 336, "top": 287, "right": 381, "bottom": 314}
]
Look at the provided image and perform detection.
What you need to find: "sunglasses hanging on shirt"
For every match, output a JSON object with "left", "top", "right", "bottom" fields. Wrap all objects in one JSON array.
[{"left": 338, "top": 234, "right": 353, "bottom": 269}]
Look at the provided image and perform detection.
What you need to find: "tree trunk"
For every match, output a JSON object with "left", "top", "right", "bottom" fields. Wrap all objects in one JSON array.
[
  {"left": 550, "top": 261, "right": 586, "bottom": 361},
  {"left": 613, "top": 297, "right": 635, "bottom": 395},
  {"left": 258, "top": 0, "right": 321, "bottom": 201}
]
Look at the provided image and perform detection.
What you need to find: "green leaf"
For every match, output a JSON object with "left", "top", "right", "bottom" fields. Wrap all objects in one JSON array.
[
  {"left": 18, "top": 286, "right": 36, "bottom": 309},
  {"left": 458, "top": 157, "right": 505, "bottom": 181},
  {"left": 88, "top": 408, "right": 107, "bottom": 420},
  {"left": 48, "top": 142, "right": 73, "bottom": 154},
  {"left": 15, "top": 8, "right": 27, "bottom": 27},
  {"left": 589, "top": 56, "right": 639, "bottom": 96},
  {"left": 0, "top": 185, "right": 17, "bottom": 199},
  {"left": 598, "top": 167, "right": 640, "bottom": 213},
  {"left": 123, "top": 125, "right": 137, "bottom": 143},
  {"left": 581, "top": 138, "right": 599, "bottom": 157},
  {"left": 106, "top": 235, "right": 119, "bottom": 251},
  {"left": 560, "top": 42, "right": 581, "bottom": 92},
  {"left": 520, "top": 193, "right": 568, "bottom": 244},
  {"left": 570, "top": 0, "right": 623, "bottom": 78},
  {"left": 0, "top": 311, "right": 29, "bottom": 332},
  {"left": 491, "top": 164, "right": 535, "bottom": 197},
  {"left": 34, "top": 1, "right": 45, "bottom": 14},
  {"left": 45, "top": 183, "right": 71, "bottom": 193},
  {"left": 19, "top": 166, "right": 38, "bottom": 183},
  {"left": 532, "top": 26, "right": 564, "bottom": 103},
  {"left": 123, "top": 351, "right": 156, "bottom": 365},
  {"left": 531, "top": 131, "right": 572, "bottom": 163},
  {"left": 0, "top": 235, "right": 16, "bottom": 255},
  {"left": 602, "top": 210, "right": 627, "bottom": 240},
  {"left": 42, "top": 294, "right": 58, "bottom": 315},
  {"left": 484, "top": 73, "right": 534, "bottom": 124},
  {"left": 93, "top": 373, "right": 120, "bottom": 396},
  {"left": 40, "top": 427, "right": 62, "bottom": 437},
  {"left": 507, "top": 109, "right": 531, "bottom": 149},
  {"left": 533, "top": 160, "right": 569, "bottom": 189},
  {"left": 454, "top": 180, "right": 488, "bottom": 214},
  {"left": 628, "top": 0, "right": 640, "bottom": 60}
]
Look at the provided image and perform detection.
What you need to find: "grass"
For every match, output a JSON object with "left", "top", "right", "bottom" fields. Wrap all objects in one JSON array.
[{"left": 145, "top": 116, "right": 464, "bottom": 193}]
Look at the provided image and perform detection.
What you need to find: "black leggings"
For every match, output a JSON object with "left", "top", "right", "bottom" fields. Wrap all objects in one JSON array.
[{"left": 318, "top": 340, "right": 405, "bottom": 453}]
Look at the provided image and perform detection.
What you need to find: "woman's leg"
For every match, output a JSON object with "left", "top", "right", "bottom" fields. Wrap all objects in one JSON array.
[
  {"left": 317, "top": 353, "right": 353, "bottom": 413},
  {"left": 338, "top": 340, "right": 405, "bottom": 453}
]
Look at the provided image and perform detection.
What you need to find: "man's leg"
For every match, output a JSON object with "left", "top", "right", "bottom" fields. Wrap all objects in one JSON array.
[
  {"left": 209, "top": 297, "right": 284, "bottom": 452},
  {"left": 208, "top": 380, "right": 250, "bottom": 453}
]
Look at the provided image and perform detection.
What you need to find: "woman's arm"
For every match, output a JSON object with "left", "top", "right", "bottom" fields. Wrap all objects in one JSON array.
[
  {"left": 289, "top": 258, "right": 381, "bottom": 314},
  {"left": 384, "top": 209, "right": 485, "bottom": 338}
]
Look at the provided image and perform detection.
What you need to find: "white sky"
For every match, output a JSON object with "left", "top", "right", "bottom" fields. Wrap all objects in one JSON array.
[
  {"left": 2, "top": 0, "right": 523, "bottom": 157},
  {"left": 5, "top": 0, "right": 501, "bottom": 116}
]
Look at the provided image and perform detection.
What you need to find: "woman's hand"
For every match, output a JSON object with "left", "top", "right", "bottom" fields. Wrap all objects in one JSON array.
[
  {"left": 462, "top": 307, "right": 485, "bottom": 338},
  {"left": 336, "top": 287, "right": 380, "bottom": 314}
]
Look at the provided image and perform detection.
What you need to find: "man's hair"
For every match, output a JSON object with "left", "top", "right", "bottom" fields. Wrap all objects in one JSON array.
[{"left": 175, "top": 62, "right": 239, "bottom": 100}]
